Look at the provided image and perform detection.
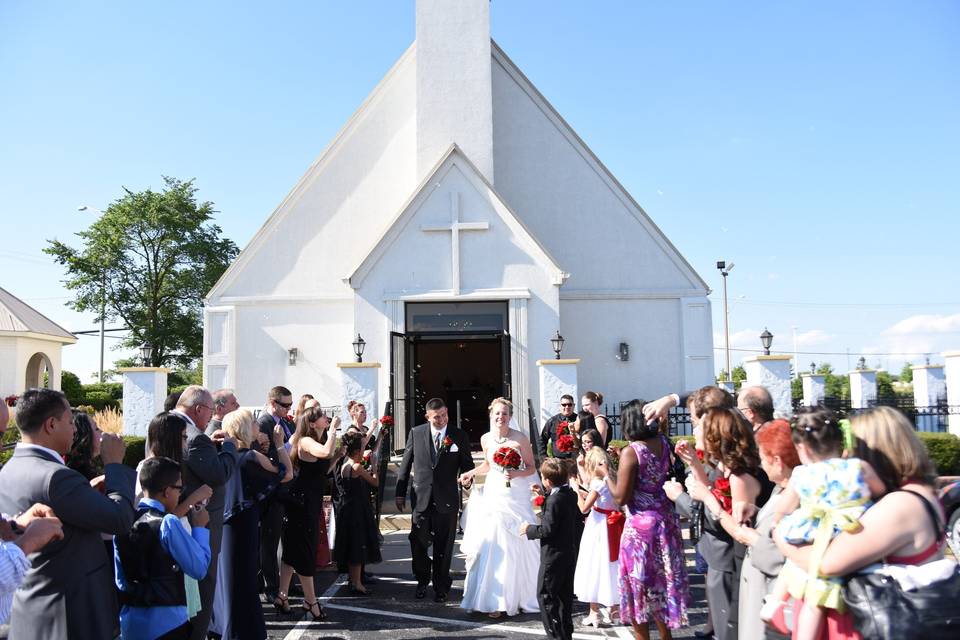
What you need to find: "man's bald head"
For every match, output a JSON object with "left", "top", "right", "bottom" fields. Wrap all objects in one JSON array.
[{"left": 737, "top": 385, "right": 774, "bottom": 428}]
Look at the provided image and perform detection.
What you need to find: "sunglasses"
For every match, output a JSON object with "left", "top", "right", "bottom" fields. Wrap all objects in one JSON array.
[
  {"left": 276, "top": 401, "right": 293, "bottom": 409},
  {"left": 560, "top": 403, "right": 574, "bottom": 407}
]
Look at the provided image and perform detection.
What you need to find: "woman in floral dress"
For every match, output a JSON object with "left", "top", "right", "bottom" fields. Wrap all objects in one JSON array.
[{"left": 606, "top": 399, "right": 690, "bottom": 639}]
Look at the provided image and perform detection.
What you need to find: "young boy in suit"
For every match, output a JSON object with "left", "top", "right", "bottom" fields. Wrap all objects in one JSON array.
[
  {"left": 115, "top": 457, "right": 212, "bottom": 640},
  {"left": 520, "top": 458, "right": 581, "bottom": 640}
]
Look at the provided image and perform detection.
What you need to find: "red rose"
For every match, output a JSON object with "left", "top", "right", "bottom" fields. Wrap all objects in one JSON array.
[
  {"left": 556, "top": 421, "right": 570, "bottom": 437},
  {"left": 4, "top": 395, "right": 17, "bottom": 407},
  {"left": 380, "top": 415, "right": 394, "bottom": 426},
  {"left": 556, "top": 434, "right": 576, "bottom": 453},
  {"left": 711, "top": 477, "right": 733, "bottom": 514},
  {"left": 443, "top": 435, "right": 453, "bottom": 448},
  {"left": 695, "top": 450, "right": 705, "bottom": 463},
  {"left": 533, "top": 495, "right": 545, "bottom": 508}
]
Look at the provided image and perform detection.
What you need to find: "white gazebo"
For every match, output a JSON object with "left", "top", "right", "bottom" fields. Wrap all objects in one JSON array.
[
  {"left": 203, "top": 0, "right": 715, "bottom": 447},
  {"left": 0, "top": 286, "right": 77, "bottom": 396}
]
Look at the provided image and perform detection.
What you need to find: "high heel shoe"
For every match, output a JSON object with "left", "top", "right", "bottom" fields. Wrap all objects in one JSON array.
[
  {"left": 303, "top": 598, "right": 327, "bottom": 621},
  {"left": 272, "top": 592, "right": 291, "bottom": 614}
]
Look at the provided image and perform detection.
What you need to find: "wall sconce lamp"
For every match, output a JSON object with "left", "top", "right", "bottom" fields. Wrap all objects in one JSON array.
[
  {"left": 353, "top": 334, "right": 366, "bottom": 363},
  {"left": 617, "top": 342, "right": 629, "bottom": 361},
  {"left": 288, "top": 348, "right": 298, "bottom": 366}
]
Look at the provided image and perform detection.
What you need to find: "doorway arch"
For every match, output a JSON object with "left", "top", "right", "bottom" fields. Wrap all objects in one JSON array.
[{"left": 24, "top": 352, "right": 54, "bottom": 389}]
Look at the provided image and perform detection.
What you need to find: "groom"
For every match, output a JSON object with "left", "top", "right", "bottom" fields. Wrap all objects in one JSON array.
[{"left": 395, "top": 397, "right": 475, "bottom": 602}]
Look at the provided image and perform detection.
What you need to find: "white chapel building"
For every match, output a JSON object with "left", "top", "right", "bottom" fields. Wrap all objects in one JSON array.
[{"left": 204, "top": 0, "right": 713, "bottom": 446}]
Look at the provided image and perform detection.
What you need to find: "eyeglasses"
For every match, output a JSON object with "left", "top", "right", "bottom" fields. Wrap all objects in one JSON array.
[
  {"left": 560, "top": 403, "right": 574, "bottom": 407},
  {"left": 169, "top": 485, "right": 183, "bottom": 492}
]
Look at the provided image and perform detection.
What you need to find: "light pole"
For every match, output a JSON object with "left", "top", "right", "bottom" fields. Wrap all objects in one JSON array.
[
  {"left": 78, "top": 205, "right": 106, "bottom": 383},
  {"left": 792, "top": 325, "right": 799, "bottom": 379},
  {"left": 717, "top": 260, "right": 735, "bottom": 379}
]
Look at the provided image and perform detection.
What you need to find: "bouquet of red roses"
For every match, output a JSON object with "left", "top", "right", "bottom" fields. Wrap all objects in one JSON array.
[
  {"left": 556, "top": 420, "right": 571, "bottom": 437},
  {"left": 379, "top": 415, "right": 394, "bottom": 427},
  {"left": 361, "top": 449, "right": 374, "bottom": 472},
  {"left": 711, "top": 476, "right": 733, "bottom": 514},
  {"left": 492, "top": 446, "right": 522, "bottom": 488},
  {"left": 556, "top": 434, "right": 576, "bottom": 454}
]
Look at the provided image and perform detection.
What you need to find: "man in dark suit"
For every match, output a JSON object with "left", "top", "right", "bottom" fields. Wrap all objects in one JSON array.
[
  {"left": 521, "top": 458, "right": 579, "bottom": 640},
  {"left": 256, "top": 385, "right": 294, "bottom": 602},
  {"left": 173, "top": 385, "right": 239, "bottom": 640},
  {"left": 538, "top": 394, "right": 578, "bottom": 461},
  {"left": 395, "top": 397, "right": 474, "bottom": 602},
  {"left": 0, "top": 388, "right": 136, "bottom": 640}
]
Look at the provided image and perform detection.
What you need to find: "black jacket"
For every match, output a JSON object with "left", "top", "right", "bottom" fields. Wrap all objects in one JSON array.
[
  {"left": 395, "top": 424, "right": 474, "bottom": 515},
  {"left": 538, "top": 413, "right": 577, "bottom": 460},
  {"left": 526, "top": 484, "right": 580, "bottom": 572}
]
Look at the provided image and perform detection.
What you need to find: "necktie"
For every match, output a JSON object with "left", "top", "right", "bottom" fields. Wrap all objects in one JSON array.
[{"left": 431, "top": 431, "right": 441, "bottom": 464}]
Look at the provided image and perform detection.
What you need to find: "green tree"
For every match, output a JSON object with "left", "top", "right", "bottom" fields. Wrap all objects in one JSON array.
[
  {"left": 60, "top": 370, "right": 84, "bottom": 405},
  {"left": 791, "top": 375, "right": 803, "bottom": 400},
  {"left": 46, "top": 177, "right": 238, "bottom": 368},
  {"left": 876, "top": 370, "right": 895, "bottom": 398},
  {"left": 900, "top": 362, "right": 914, "bottom": 384},
  {"left": 816, "top": 363, "right": 850, "bottom": 399}
]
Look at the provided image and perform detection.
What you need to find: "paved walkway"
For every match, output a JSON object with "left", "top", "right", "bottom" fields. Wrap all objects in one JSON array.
[{"left": 263, "top": 529, "right": 710, "bottom": 640}]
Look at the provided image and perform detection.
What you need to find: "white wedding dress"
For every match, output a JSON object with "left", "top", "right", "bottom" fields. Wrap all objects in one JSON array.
[{"left": 459, "top": 455, "right": 541, "bottom": 615}]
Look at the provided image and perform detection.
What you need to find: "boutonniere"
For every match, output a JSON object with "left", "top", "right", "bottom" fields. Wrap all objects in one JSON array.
[{"left": 438, "top": 435, "right": 455, "bottom": 454}]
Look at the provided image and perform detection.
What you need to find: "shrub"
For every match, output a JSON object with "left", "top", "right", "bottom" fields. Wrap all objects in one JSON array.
[
  {"left": 122, "top": 436, "right": 147, "bottom": 470},
  {"left": 94, "top": 407, "right": 123, "bottom": 435},
  {"left": 83, "top": 391, "right": 120, "bottom": 412},
  {"left": 82, "top": 382, "right": 123, "bottom": 400},
  {"left": 0, "top": 423, "right": 18, "bottom": 466},
  {"left": 61, "top": 370, "right": 84, "bottom": 405},
  {"left": 918, "top": 432, "right": 960, "bottom": 477},
  {"left": 168, "top": 384, "right": 189, "bottom": 397}
]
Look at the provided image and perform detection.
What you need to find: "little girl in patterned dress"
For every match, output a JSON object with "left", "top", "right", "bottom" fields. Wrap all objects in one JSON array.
[{"left": 761, "top": 407, "right": 886, "bottom": 640}]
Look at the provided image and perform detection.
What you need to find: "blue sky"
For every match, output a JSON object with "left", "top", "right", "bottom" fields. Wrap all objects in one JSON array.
[{"left": 1, "top": 1, "right": 958, "bottom": 382}]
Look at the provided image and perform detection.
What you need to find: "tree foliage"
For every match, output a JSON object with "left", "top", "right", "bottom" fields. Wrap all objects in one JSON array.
[
  {"left": 46, "top": 177, "right": 238, "bottom": 368},
  {"left": 815, "top": 363, "right": 851, "bottom": 399},
  {"left": 900, "top": 362, "right": 914, "bottom": 384}
]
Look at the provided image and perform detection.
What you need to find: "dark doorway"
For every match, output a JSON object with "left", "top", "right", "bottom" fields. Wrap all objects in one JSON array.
[{"left": 411, "top": 336, "right": 506, "bottom": 445}]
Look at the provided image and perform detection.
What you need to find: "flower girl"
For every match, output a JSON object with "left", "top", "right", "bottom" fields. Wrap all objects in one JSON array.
[{"left": 573, "top": 447, "right": 623, "bottom": 627}]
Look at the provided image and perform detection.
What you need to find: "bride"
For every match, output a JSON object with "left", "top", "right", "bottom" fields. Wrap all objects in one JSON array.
[{"left": 458, "top": 397, "right": 541, "bottom": 618}]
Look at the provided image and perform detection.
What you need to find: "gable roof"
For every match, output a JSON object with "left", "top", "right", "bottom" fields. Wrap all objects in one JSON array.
[
  {"left": 205, "top": 42, "right": 417, "bottom": 302},
  {"left": 0, "top": 287, "right": 77, "bottom": 343},
  {"left": 490, "top": 41, "right": 710, "bottom": 293},
  {"left": 346, "top": 144, "right": 568, "bottom": 289}
]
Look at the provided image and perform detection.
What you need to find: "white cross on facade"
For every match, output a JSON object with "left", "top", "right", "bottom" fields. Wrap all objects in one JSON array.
[{"left": 422, "top": 191, "right": 489, "bottom": 295}]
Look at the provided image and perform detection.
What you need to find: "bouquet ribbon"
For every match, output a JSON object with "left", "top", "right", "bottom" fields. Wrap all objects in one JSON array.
[{"left": 594, "top": 506, "right": 625, "bottom": 562}]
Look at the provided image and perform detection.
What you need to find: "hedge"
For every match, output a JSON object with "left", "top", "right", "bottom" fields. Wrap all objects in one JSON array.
[
  {"left": 82, "top": 392, "right": 121, "bottom": 412},
  {"left": 122, "top": 436, "right": 147, "bottom": 470},
  {"left": 83, "top": 382, "right": 124, "bottom": 400}
]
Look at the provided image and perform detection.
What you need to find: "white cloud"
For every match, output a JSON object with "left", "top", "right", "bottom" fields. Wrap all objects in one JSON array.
[
  {"left": 794, "top": 330, "right": 833, "bottom": 348},
  {"left": 860, "top": 313, "right": 960, "bottom": 368},
  {"left": 881, "top": 313, "right": 960, "bottom": 336}
]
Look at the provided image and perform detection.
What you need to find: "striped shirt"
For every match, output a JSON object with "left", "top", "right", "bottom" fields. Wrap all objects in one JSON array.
[{"left": 0, "top": 532, "right": 30, "bottom": 624}]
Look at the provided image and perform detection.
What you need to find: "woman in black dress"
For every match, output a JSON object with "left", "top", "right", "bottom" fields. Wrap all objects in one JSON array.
[
  {"left": 277, "top": 405, "right": 340, "bottom": 619},
  {"left": 211, "top": 409, "right": 292, "bottom": 640},
  {"left": 334, "top": 430, "right": 382, "bottom": 594}
]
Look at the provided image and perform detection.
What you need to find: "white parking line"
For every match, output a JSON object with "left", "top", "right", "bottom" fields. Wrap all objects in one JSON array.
[{"left": 319, "top": 601, "right": 608, "bottom": 640}]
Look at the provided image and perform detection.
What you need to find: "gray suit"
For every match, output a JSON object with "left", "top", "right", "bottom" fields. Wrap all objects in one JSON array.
[
  {"left": 674, "top": 472, "right": 735, "bottom": 640},
  {"left": 0, "top": 447, "right": 136, "bottom": 640},
  {"left": 180, "top": 420, "right": 238, "bottom": 640}
]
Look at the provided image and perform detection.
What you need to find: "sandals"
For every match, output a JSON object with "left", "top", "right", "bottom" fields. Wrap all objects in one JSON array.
[
  {"left": 272, "top": 592, "right": 291, "bottom": 614},
  {"left": 486, "top": 611, "right": 503, "bottom": 619},
  {"left": 303, "top": 598, "right": 327, "bottom": 621}
]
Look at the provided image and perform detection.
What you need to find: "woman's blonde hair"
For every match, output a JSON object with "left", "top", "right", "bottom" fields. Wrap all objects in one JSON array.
[
  {"left": 584, "top": 446, "right": 609, "bottom": 476},
  {"left": 488, "top": 397, "right": 514, "bottom": 416},
  {"left": 222, "top": 409, "right": 255, "bottom": 449},
  {"left": 850, "top": 406, "right": 936, "bottom": 489}
]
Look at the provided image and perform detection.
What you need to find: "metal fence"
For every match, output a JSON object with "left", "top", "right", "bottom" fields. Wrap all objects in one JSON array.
[
  {"left": 792, "top": 395, "right": 957, "bottom": 433},
  {"left": 603, "top": 401, "right": 694, "bottom": 440}
]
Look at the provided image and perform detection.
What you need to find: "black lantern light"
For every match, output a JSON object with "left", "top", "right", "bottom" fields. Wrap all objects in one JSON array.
[
  {"left": 140, "top": 343, "right": 153, "bottom": 367},
  {"left": 551, "top": 330, "right": 565, "bottom": 360},
  {"left": 353, "top": 334, "right": 366, "bottom": 363},
  {"left": 810, "top": 362, "right": 817, "bottom": 374},
  {"left": 760, "top": 328, "right": 773, "bottom": 356},
  {"left": 857, "top": 356, "right": 866, "bottom": 370}
]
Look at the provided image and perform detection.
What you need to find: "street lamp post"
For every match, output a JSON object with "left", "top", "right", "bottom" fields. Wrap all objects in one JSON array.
[
  {"left": 717, "top": 260, "right": 735, "bottom": 378},
  {"left": 78, "top": 205, "right": 106, "bottom": 383}
]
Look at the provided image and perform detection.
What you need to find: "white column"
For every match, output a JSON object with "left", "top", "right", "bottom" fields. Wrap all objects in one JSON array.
[
  {"left": 848, "top": 369, "right": 877, "bottom": 410},
  {"left": 119, "top": 367, "right": 169, "bottom": 437},
  {"left": 537, "top": 359, "right": 579, "bottom": 428},
  {"left": 743, "top": 355, "right": 793, "bottom": 417},
  {"left": 943, "top": 352, "right": 960, "bottom": 436},
  {"left": 912, "top": 364, "right": 946, "bottom": 432},
  {"left": 338, "top": 362, "right": 380, "bottom": 425},
  {"left": 718, "top": 380, "right": 735, "bottom": 394},
  {"left": 801, "top": 373, "right": 826, "bottom": 407}
]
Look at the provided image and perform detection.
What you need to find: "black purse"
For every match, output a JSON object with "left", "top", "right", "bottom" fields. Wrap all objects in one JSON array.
[{"left": 842, "top": 489, "right": 960, "bottom": 640}]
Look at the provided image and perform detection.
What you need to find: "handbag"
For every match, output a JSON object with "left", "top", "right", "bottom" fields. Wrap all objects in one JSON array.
[{"left": 842, "top": 489, "right": 960, "bottom": 640}]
